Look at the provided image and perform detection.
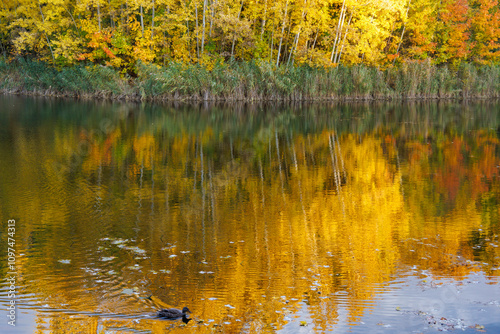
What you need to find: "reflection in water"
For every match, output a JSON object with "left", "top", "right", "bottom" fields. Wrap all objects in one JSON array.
[{"left": 0, "top": 96, "right": 499, "bottom": 333}]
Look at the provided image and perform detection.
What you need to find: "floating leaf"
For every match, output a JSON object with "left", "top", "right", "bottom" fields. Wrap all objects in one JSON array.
[
  {"left": 300, "top": 321, "right": 307, "bottom": 326},
  {"left": 127, "top": 265, "right": 142, "bottom": 270},
  {"left": 111, "top": 238, "right": 128, "bottom": 245},
  {"left": 125, "top": 246, "right": 146, "bottom": 254}
]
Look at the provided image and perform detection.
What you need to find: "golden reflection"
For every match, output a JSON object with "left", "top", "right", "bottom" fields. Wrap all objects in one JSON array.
[{"left": 1, "top": 100, "right": 499, "bottom": 333}]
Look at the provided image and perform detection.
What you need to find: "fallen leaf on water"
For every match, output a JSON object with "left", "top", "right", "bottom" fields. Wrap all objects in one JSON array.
[
  {"left": 125, "top": 246, "right": 146, "bottom": 255},
  {"left": 127, "top": 265, "right": 142, "bottom": 270},
  {"left": 111, "top": 238, "right": 128, "bottom": 245},
  {"left": 299, "top": 321, "right": 307, "bottom": 326}
]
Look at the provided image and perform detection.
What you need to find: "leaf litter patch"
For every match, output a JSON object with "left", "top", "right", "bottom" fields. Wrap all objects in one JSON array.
[{"left": 390, "top": 272, "right": 499, "bottom": 332}]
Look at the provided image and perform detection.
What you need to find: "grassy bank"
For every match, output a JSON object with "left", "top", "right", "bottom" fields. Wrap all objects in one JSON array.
[{"left": 1, "top": 58, "right": 499, "bottom": 101}]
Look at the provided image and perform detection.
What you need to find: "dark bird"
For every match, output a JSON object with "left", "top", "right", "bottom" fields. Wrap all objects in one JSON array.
[{"left": 157, "top": 306, "right": 191, "bottom": 320}]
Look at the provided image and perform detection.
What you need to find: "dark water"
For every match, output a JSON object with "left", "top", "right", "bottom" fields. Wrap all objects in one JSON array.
[{"left": 0, "top": 96, "right": 499, "bottom": 333}]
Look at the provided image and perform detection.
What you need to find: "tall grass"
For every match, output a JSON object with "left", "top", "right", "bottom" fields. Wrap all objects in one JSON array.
[
  {"left": 1, "top": 57, "right": 499, "bottom": 101},
  {"left": 0, "top": 57, "right": 133, "bottom": 98}
]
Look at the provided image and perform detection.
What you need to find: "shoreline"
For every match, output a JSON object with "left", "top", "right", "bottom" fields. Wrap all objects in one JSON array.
[
  {"left": 2, "top": 88, "right": 499, "bottom": 102},
  {"left": 1, "top": 59, "right": 499, "bottom": 102}
]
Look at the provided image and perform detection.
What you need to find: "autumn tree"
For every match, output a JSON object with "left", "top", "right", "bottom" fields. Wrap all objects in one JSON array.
[
  {"left": 0, "top": 0, "right": 499, "bottom": 68},
  {"left": 470, "top": 0, "right": 500, "bottom": 63},
  {"left": 435, "top": 0, "right": 473, "bottom": 64}
]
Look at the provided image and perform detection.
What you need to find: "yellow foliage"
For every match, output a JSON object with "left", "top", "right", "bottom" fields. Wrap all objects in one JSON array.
[{"left": 1, "top": 0, "right": 497, "bottom": 67}]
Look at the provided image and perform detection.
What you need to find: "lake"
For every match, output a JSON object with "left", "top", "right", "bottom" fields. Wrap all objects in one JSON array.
[{"left": 0, "top": 96, "right": 499, "bottom": 333}]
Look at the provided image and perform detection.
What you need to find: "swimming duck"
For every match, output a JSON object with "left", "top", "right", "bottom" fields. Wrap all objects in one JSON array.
[{"left": 157, "top": 306, "right": 191, "bottom": 319}]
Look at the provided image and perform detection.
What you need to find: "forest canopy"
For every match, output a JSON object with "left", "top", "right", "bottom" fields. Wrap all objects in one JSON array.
[{"left": 0, "top": 0, "right": 499, "bottom": 71}]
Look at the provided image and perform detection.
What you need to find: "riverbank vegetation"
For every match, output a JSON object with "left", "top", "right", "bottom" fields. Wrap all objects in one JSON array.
[
  {"left": 1, "top": 58, "right": 499, "bottom": 100},
  {"left": 0, "top": 0, "right": 499, "bottom": 100}
]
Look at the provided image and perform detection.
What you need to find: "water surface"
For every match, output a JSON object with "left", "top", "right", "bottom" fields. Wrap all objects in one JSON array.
[{"left": 0, "top": 96, "right": 499, "bottom": 333}]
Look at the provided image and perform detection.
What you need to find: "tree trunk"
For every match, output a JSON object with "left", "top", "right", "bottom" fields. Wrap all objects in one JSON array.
[
  {"left": 231, "top": 0, "right": 244, "bottom": 60},
  {"left": 393, "top": 0, "right": 412, "bottom": 65},
  {"left": 287, "top": 0, "right": 308, "bottom": 66},
  {"left": 276, "top": 0, "right": 288, "bottom": 67},
  {"left": 63, "top": 5, "right": 79, "bottom": 31},
  {"left": 38, "top": 0, "right": 55, "bottom": 62},
  {"left": 184, "top": 1, "right": 191, "bottom": 59},
  {"left": 282, "top": 22, "right": 292, "bottom": 65},
  {"left": 210, "top": 0, "right": 217, "bottom": 38},
  {"left": 97, "top": 1, "right": 102, "bottom": 32},
  {"left": 140, "top": 3, "right": 144, "bottom": 37},
  {"left": 333, "top": 6, "right": 347, "bottom": 63},
  {"left": 336, "top": 12, "right": 353, "bottom": 64},
  {"left": 270, "top": 29, "right": 274, "bottom": 63},
  {"left": 309, "top": 28, "right": 319, "bottom": 60},
  {"left": 195, "top": 3, "right": 200, "bottom": 58},
  {"left": 261, "top": 0, "right": 268, "bottom": 40},
  {"left": 201, "top": 0, "right": 207, "bottom": 55},
  {"left": 125, "top": 0, "right": 129, "bottom": 32},
  {"left": 109, "top": 0, "right": 115, "bottom": 29},
  {"left": 151, "top": 0, "right": 155, "bottom": 43},
  {"left": 330, "top": 0, "right": 346, "bottom": 62},
  {"left": 287, "top": 33, "right": 298, "bottom": 65}
]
